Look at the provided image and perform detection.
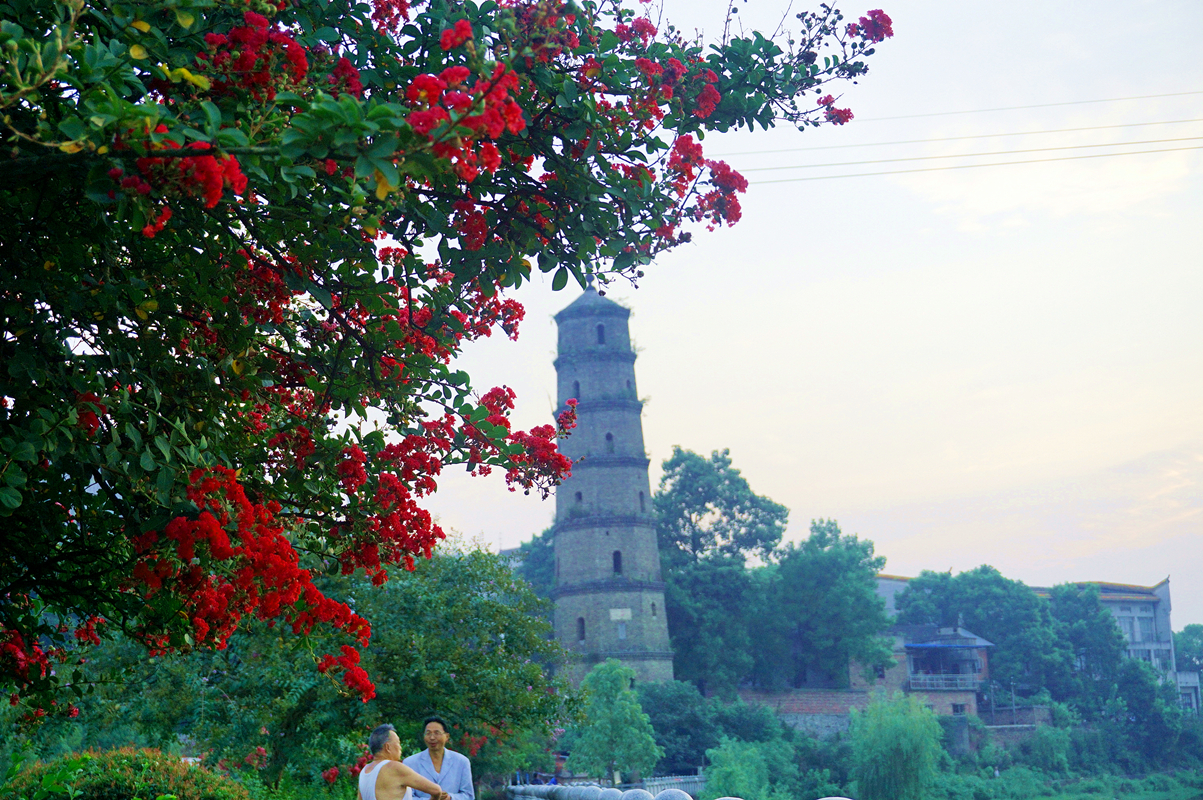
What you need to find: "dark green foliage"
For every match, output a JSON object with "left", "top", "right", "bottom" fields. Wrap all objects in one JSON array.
[
  {"left": 896, "top": 566, "right": 1074, "bottom": 695},
  {"left": 712, "top": 700, "right": 792, "bottom": 744},
  {"left": 1110, "top": 660, "right": 1183, "bottom": 769},
  {"left": 1048, "top": 584, "right": 1126, "bottom": 715},
  {"left": 514, "top": 527, "right": 555, "bottom": 600},
  {"left": 2, "top": 749, "right": 249, "bottom": 800},
  {"left": 654, "top": 447, "right": 788, "bottom": 566},
  {"left": 1174, "top": 624, "right": 1203, "bottom": 673},
  {"left": 756, "top": 520, "right": 893, "bottom": 688},
  {"left": 662, "top": 557, "right": 755, "bottom": 697},
  {"left": 635, "top": 681, "right": 719, "bottom": 775}
]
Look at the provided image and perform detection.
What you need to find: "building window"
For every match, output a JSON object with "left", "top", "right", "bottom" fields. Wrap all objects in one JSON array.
[
  {"left": 613, "top": 550, "right": 622, "bottom": 575},
  {"left": 574, "top": 491, "right": 583, "bottom": 503},
  {"left": 1139, "top": 616, "right": 1156, "bottom": 642},
  {"left": 651, "top": 603, "right": 657, "bottom": 617},
  {"left": 1120, "top": 606, "right": 1132, "bottom": 613},
  {"left": 639, "top": 491, "right": 645, "bottom": 512},
  {"left": 577, "top": 617, "right": 586, "bottom": 643},
  {"left": 617, "top": 621, "right": 627, "bottom": 640},
  {"left": 874, "top": 665, "right": 886, "bottom": 679},
  {"left": 572, "top": 380, "right": 580, "bottom": 399},
  {"left": 605, "top": 432, "right": 615, "bottom": 453},
  {"left": 1121, "top": 617, "right": 1135, "bottom": 641},
  {"left": 596, "top": 324, "right": 605, "bottom": 344},
  {"left": 952, "top": 704, "right": 967, "bottom": 715}
]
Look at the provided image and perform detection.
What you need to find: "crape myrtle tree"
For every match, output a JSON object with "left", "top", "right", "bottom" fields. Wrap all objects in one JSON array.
[{"left": 0, "top": 0, "right": 895, "bottom": 720}]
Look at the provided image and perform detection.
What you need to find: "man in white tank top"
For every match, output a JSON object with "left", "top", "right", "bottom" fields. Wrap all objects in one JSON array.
[{"left": 359, "top": 724, "right": 448, "bottom": 800}]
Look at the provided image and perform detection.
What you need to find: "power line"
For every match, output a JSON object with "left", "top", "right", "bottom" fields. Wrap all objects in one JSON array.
[
  {"left": 857, "top": 90, "right": 1203, "bottom": 121},
  {"left": 710, "top": 118, "right": 1203, "bottom": 157},
  {"left": 747, "top": 145, "right": 1203, "bottom": 184},
  {"left": 737, "top": 136, "right": 1203, "bottom": 172}
]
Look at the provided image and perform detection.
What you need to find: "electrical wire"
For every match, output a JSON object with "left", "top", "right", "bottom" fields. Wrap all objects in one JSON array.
[
  {"left": 747, "top": 145, "right": 1203, "bottom": 184},
  {"left": 710, "top": 118, "right": 1203, "bottom": 157},
  {"left": 857, "top": 90, "right": 1203, "bottom": 121},
  {"left": 736, "top": 136, "right": 1203, "bottom": 172}
]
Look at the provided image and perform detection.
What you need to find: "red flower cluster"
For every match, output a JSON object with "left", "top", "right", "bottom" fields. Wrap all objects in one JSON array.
[
  {"left": 405, "top": 63, "right": 526, "bottom": 182},
  {"left": 75, "top": 392, "right": 108, "bottom": 436},
  {"left": 316, "top": 645, "right": 375, "bottom": 700},
  {"left": 818, "top": 94, "right": 854, "bottom": 125},
  {"left": 615, "top": 16, "right": 657, "bottom": 45},
  {"left": 0, "top": 629, "right": 49, "bottom": 684},
  {"left": 440, "top": 19, "right": 473, "bottom": 51},
  {"left": 370, "top": 0, "right": 410, "bottom": 32},
  {"left": 244, "top": 746, "right": 268, "bottom": 769},
  {"left": 509, "top": 2, "right": 578, "bottom": 63},
  {"left": 127, "top": 466, "right": 375, "bottom": 699},
  {"left": 322, "top": 767, "right": 340, "bottom": 784},
  {"left": 849, "top": 9, "right": 893, "bottom": 43},
  {"left": 328, "top": 57, "right": 364, "bottom": 98},
  {"left": 196, "top": 11, "right": 309, "bottom": 101},
  {"left": 338, "top": 445, "right": 369, "bottom": 494}
]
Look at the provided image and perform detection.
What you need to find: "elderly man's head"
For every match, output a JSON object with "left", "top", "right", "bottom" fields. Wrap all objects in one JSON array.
[{"left": 370, "top": 723, "right": 401, "bottom": 758}]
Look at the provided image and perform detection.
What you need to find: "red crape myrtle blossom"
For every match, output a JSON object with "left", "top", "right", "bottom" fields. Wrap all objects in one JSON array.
[
  {"left": 818, "top": 94, "right": 854, "bottom": 125},
  {"left": 127, "top": 466, "right": 376, "bottom": 700},
  {"left": 847, "top": 9, "right": 893, "bottom": 42},
  {"left": 195, "top": 11, "right": 309, "bottom": 101}
]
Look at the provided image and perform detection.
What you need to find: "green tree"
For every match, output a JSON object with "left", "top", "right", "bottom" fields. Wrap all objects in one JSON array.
[
  {"left": 0, "top": 0, "right": 894, "bottom": 715},
  {"left": 1048, "top": 583, "right": 1126, "bottom": 715},
  {"left": 635, "top": 680, "right": 720, "bottom": 776},
  {"left": 1175, "top": 624, "right": 1203, "bottom": 673},
  {"left": 1110, "top": 659, "right": 1183, "bottom": 768},
  {"left": 653, "top": 447, "right": 787, "bottom": 695},
  {"left": 896, "top": 566, "right": 1074, "bottom": 696},
  {"left": 848, "top": 693, "right": 942, "bottom": 800},
  {"left": 565, "top": 660, "right": 662, "bottom": 782},
  {"left": 763, "top": 520, "right": 893, "bottom": 688},
  {"left": 663, "top": 557, "right": 756, "bottom": 697},
  {"left": 700, "top": 738, "right": 798, "bottom": 800},
  {"left": 514, "top": 526, "right": 555, "bottom": 600},
  {"left": 654, "top": 448, "right": 788, "bottom": 566}
]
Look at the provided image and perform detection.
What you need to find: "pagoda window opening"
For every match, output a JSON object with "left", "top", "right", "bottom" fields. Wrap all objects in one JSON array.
[
  {"left": 575, "top": 491, "right": 583, "bottom": 504},
  {"left": 577, "top": 617, "right": 586, "bottom": 643},
  {"left": 605, "top": 432, "right": 615, "bottom": 453},
  {"left": 572, "top": 380, "right": 580, "bottom": 399},
  {"left": 596, "top": 324, "right": 605, "bottom": 344},
  {"left": 639, "top": 491, "right": 645, "bottom": 512},
  {"left": 613, "top": 550, "right": 623, "bottom": 575}
]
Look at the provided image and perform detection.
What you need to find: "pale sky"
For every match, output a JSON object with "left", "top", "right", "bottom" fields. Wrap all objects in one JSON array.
[{"left": 423, "top": 0, "right": 1203, "bottom": 628}]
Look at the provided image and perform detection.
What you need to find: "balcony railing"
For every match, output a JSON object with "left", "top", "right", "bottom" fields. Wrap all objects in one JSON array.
[{"left": 909, "top": 674, "right": 981, "bottom": 691}]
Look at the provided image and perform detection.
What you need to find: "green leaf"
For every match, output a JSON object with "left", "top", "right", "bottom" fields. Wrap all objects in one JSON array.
[
  {"left": 140, "top": 449, "right": 156, "bottom": 472},
  {"left": 0, "top": 487, "right": 21, "bottom": 510},
  {"left": 551, "top": 267, "right": 569, "bottom": 291}
]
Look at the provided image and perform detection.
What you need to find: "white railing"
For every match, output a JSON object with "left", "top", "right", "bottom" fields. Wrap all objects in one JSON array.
[
  {"left": 642, "top": 775, "right": 706, "bottom": 796},
  {"left": 909, "top": 674, "right": 980, "bottom": 690},
  {"left": 508, "top": 786, "right": 850, "bottom": 800}
]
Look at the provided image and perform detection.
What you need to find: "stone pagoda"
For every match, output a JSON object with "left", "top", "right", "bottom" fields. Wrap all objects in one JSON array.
[{"left": 550, "top": 286, "right": 674, "bottom": 684}]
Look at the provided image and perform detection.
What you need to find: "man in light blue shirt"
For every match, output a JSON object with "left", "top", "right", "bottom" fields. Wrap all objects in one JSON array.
[{"left": 403, "top": 716, "right": 475, "bottom": 800}]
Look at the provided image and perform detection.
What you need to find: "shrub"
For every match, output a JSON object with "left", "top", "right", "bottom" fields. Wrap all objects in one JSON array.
[
  {"left": 1019, "top": 726, "right": 1071, "bottom": 775},
  {"left": 1, "top": 749, "right": 249, "bottom": 800}
]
